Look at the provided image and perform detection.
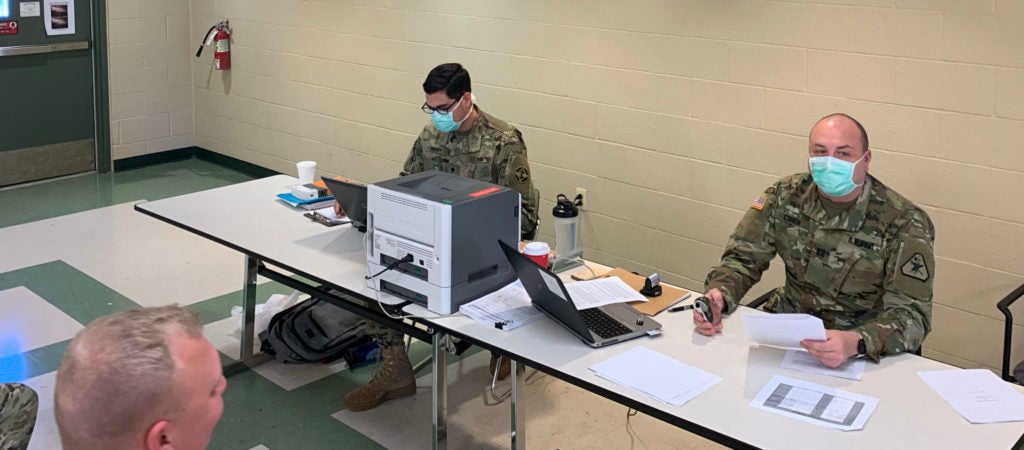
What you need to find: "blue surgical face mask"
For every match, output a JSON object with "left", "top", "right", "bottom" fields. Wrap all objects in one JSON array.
[
  {"left": 430, "top": 95, "right": 468, "bottom": 133},
  {"left": 808, "top": 153, "right": 866, "bottom": 197}
]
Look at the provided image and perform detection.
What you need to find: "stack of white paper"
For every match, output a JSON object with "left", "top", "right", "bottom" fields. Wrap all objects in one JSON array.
[
  {"left": 459, "top": 280, "right": 543, "bottom": 331},
  {"left": 740, "top": 312, "right": 827, "bottom": 350},
  {"left": 750, "top": 375, "right": 878, "bottom": 431},
  {"left": 781, "top": 349, "right": 866, "bottom": 381},
  {"left": 565, "top": 277, "right": 646, "bottom": 309},
  {"left": 918, "top": 369, "right": 1024, "bottom": 424},
  {"left": 588, "top": 346, "right": 721, "bottom": 406}
]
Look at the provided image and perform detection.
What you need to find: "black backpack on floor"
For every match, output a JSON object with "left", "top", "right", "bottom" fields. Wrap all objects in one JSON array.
[{"left": 258, "top": 297, "right": 372, "bottom": 365}]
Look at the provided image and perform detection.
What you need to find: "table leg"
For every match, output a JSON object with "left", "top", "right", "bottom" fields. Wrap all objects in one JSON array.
[
  {"left": 432, "top": 332, "right": 448, "bottom": 450},
  {"left": 240, "top": 255, "right": 258, "bottom": 361},
  {"left": 510, "top": 360, "right": 526, "bottom": 449}
]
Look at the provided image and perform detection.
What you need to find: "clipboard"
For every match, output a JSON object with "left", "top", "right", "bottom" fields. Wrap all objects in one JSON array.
[{"left": 578, "top": 268, "right": 692, "bottom": 316}]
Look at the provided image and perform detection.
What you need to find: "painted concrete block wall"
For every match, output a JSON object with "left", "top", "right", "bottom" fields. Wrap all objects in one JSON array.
[
  {"left": 107, "top": 0, "right": 194, "bottom": 159},
  {"left": 183, "top": 0, "right": 1022, "bottom": 371}
]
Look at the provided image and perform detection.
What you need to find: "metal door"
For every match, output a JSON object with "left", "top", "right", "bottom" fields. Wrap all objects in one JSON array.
[{"left": 0, "top": 0, "right": 109, "bottom": 187}]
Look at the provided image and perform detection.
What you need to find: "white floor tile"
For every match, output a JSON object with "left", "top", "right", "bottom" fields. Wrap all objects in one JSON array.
[
  {"left": 204, "top": 317, "right": 349, "bottom": 391},
  {"left": 333, "top": 352, "right": 723, "bottom": 449},
  {"left": 0, "top": 202, "right": 244, "bottom": 307},
  {"left": 22, "top": 371, "right": 59, "bottom": 450},
  {"left": 0, "top": 287, "right": 82, "bottom": 358}
]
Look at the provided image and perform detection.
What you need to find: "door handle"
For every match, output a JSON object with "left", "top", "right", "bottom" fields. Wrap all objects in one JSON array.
[{"left": 0, "top": 40, "right": 89, "bottom": 57}]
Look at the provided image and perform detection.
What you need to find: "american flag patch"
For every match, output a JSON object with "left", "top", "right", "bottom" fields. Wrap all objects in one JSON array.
[{"left": 751, "top": 194, "right": 767, "bottom": 210}]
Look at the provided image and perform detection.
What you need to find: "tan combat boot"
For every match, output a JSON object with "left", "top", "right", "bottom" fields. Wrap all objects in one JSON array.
[{"left": 344, "top": 344, "right": 417, "bottom": 411}]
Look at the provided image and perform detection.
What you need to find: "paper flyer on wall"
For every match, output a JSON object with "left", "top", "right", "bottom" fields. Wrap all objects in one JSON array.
[{"left": 43, "top": 0, "right": 74, "bottom": 35}]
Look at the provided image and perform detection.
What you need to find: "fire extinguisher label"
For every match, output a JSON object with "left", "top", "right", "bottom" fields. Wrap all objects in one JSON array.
[{"left": 215, "top": 39, "right": 230, "bottom": 53}]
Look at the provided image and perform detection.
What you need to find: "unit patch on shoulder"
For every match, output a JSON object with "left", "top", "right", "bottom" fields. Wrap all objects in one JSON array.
[
  {"left": 751, "top": 194, "right": 768, "bottom": 210},
  {"left": 900, "top": 253, "right": 930, "bottom": 282},
  {"left": 514, "top": 166, "right": 530, "bottom": 183}
]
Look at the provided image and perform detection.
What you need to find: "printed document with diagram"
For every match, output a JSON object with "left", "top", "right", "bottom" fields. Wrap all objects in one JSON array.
[{"left": 750, "top": 375, "right": 878, "bottom": 431}]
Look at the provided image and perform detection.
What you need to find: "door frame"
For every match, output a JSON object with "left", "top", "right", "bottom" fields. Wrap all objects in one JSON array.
[{"left": 91, "top": 0, "right": 110, "bottom": 173}]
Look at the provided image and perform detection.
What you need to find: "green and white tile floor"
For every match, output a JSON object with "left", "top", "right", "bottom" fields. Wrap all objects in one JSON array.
[{"left": 0, "top": 159, "right": 720, "bottom": 449}]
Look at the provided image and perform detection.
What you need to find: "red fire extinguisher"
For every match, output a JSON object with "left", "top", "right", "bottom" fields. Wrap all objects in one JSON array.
[{"left": 196, "top": 20, "right": 231, "bottom": 70}]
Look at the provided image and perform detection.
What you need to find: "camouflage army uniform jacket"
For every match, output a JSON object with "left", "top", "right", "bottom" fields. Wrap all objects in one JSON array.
[
  {"left": 403, "top": 107, "right": 540, "bottom": 240},
  {"left": 0, "top": 383, "right": 38, "bottom": 450},
  {"left": 705, "top": 173, "right": 935, "bottom": 360}
]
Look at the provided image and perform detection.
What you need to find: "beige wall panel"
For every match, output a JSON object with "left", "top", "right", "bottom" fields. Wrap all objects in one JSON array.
[
  {"left": 728, "top": 44, "right": 806, "bottom": 91},
  {"left": 807, "top": 51, "right": 896, "bottom": 102},
  {"left": 943, "top": 12, "right": 1024, "bottom": 68},
  {"left": 869, "top": 151, "right": 1024, "bottom": 224},
  {"left": 933, "top": 258, "right": 1024, "bottom": 322},
  {"left": 691, "top": 80, "right": 763, "bottom": 129},
  {"left": 120, "top": 115, "right": 170, "bottom": 144},
  {"left": 895, "top": 0, "right": 995, "bottom": 12},
  {"left": 763, "top": 90, "right": 854, "bottom": 137},
  {"left": 112, "top": 143, "right": 148, "bottom": 160},
  {"left": 594, "top": 106, "right": 720, "bottom": 163},
  {"left": 562, "top": 64, "right": 691, "bottom": 117},
  {"left": 145, "top": 87, "right": 193, "bottom": 115},
  {"left": 893, "top": 59, "right": 994, "bottom": 115},
  {"left": 717, "top": 127, "right": 809, "bottom": 178},
  {"left": 170, "top": 111, "right": 193, "bottom": 136},
  {"left": 995, "top": 68, "right": 1024, "bottom": 120},
  {"left": 109, "top": 0, "right": 143, "bottom": 19},
  {"left": 109, "top": 44, "right": 146, "bottom": 69},
  {"left": 764, "top": 2, "right": 848, "bottom": 51},
  {"left": 111, "top": 93, "right": 146, "bottom": 121},
  {"left": 480, "top": 86, "right": 596, "bottom": 139},
  {"left": 928, "top": 304, "right": 1023, "bottom": 371},
  {"left": 109, "top": 18, "right": 166, "bottom": 44},
  {"left": 688, "top": 162, "right": 778, "bottom": 210},
  {"left": 927, "top": 208, "right": 1024, "bottom": 275},
  {"left": 111, "top": 66, "right": 167, "bottom": 94},
  {"left": 142, "top": 0, "right": 187, "bottom": 16},
  {"left": 848, "top": 7, "right": 942, "bottom": 59},
  {"left": 147, "top": 135, "right": 194, "bottom": 153}
]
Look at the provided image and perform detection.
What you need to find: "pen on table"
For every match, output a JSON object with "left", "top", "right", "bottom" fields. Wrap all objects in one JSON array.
[{"left": 667, "top": 293, "right": 695, "bottom": 313}]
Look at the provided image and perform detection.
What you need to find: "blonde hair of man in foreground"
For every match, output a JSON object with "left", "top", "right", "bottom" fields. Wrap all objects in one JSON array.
[{"left": 55, "top": 305, "right": 226, "bottom": 450}]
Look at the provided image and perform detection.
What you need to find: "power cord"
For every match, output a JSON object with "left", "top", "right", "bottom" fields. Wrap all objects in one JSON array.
[{"left": 364, "top": 253, "right": 414, "bottom": 280}]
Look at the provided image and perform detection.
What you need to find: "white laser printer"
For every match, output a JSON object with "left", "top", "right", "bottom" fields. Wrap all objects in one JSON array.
[{"left": 365, "top": 170, "right": 520, "bottom": 314}]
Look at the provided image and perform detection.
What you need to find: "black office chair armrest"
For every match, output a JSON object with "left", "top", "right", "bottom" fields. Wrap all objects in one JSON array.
[
  {"left": 998, "top": 282, "right": 1024, "bottom": 382},
  {"left": 744, "top": 289, "right": 774, "bottom": 310}
]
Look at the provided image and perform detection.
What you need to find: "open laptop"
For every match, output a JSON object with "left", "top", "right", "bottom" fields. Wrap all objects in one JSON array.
[
  {"left": 320, "top": 176, "right": 368, "bottom": 232},
  {"left": 498, "top": 240, "right": 661, "bottom": 347}
]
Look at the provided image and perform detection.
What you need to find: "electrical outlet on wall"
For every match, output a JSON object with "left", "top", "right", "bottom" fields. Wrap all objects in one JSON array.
[{"left": 575, "top": 187, "right": 586, "bottom": 211}]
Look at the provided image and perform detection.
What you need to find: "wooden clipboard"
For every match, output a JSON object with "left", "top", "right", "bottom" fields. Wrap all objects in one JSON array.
[{"left": 582, "top": 268, "right": 692, "bottom": 316}]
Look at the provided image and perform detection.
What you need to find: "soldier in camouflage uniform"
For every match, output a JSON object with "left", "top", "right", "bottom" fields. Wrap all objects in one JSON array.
[
  {"left": 696, "top": 113, "right": 934, "bottom": 368},
  {"left": 346, "top": 63, "right": 539, "bottom": 411},
  {"left": 0, "top": 383, "right": 38, "bottom": 450}
]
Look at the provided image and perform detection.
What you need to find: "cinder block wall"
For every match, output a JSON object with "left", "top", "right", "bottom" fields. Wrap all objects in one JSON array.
[
  {"left": 183, "top": 0, "right": 1023, "bottom": 371},
  {"left": 107, "top": 0, "right": 194, "bottom": 159}
]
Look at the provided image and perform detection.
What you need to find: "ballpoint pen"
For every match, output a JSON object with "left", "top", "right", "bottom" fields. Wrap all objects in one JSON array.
[{"left": 667, "top": 293, "right": 694, "bottom": 312}]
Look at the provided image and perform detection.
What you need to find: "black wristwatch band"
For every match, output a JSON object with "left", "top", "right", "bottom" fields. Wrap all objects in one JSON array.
[{"left": 857, "top": 337, "right": 867, "bottom": 357}]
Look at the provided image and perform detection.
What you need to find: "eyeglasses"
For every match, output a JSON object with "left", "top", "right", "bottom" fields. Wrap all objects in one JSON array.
[{"left": 421, "top": 94, "right": 466, "bottom": 114}]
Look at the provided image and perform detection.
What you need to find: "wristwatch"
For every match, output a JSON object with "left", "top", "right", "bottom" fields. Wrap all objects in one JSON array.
[{"left": 856, "top": 337, "right": 867, "bottom": 358}]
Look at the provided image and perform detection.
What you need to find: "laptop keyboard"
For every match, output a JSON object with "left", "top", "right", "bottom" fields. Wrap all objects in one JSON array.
[{"left": 579, "top": 308, "right": 632, "bottom": 339}]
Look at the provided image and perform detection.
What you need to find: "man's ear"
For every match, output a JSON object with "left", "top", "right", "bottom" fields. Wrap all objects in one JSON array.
[{"left": 145, "top": 420, "right": 172, "bottom": 450}]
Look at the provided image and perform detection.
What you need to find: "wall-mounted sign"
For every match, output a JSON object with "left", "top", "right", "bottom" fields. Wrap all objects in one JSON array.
[
  {"left": 43, "top": 0, "right": 73, "bottom": 35},
  {"left": 0, "top": 20, "right": 17, "bottom": 34},
  {"left": 21, "top": 2, "right": 40, "bottom": 17}
]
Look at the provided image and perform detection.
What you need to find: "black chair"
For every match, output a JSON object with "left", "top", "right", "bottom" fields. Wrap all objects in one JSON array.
[{"left": 997, "top": 282, "right": 1024, "bottom": 384}]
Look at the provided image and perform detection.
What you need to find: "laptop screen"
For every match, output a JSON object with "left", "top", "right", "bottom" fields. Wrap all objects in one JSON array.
[
  {"left": 320, "top": 177, "right": 368, "bottom": 228},
  {"left": 498, "top": 240, "right": 593, "bottom": 341}
]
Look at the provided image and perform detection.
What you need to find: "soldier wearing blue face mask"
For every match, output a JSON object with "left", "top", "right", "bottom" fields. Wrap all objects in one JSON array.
[
  {"left": 344, "top": 63, "right": 540, "bottom": 413},
  {"left": 695, "top": 113, "right": 935, "bottom": 370}
]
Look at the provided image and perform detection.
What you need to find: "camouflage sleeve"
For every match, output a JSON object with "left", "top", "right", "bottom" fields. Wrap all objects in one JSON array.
[
  {"left": 705, "top": 184, "right": 779, "bottom": 314},
  {"left": 856, "top": 209, "right": 935, "bottom": 360},
  {"left": 402, "top": 136, "right": 425, "bottom": 176},
  {"left": 495, "top": 131, "right": 539, "bottom": 240},
  {"left": 0, "top": 383, "right": 39, "bottom": 450}
]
